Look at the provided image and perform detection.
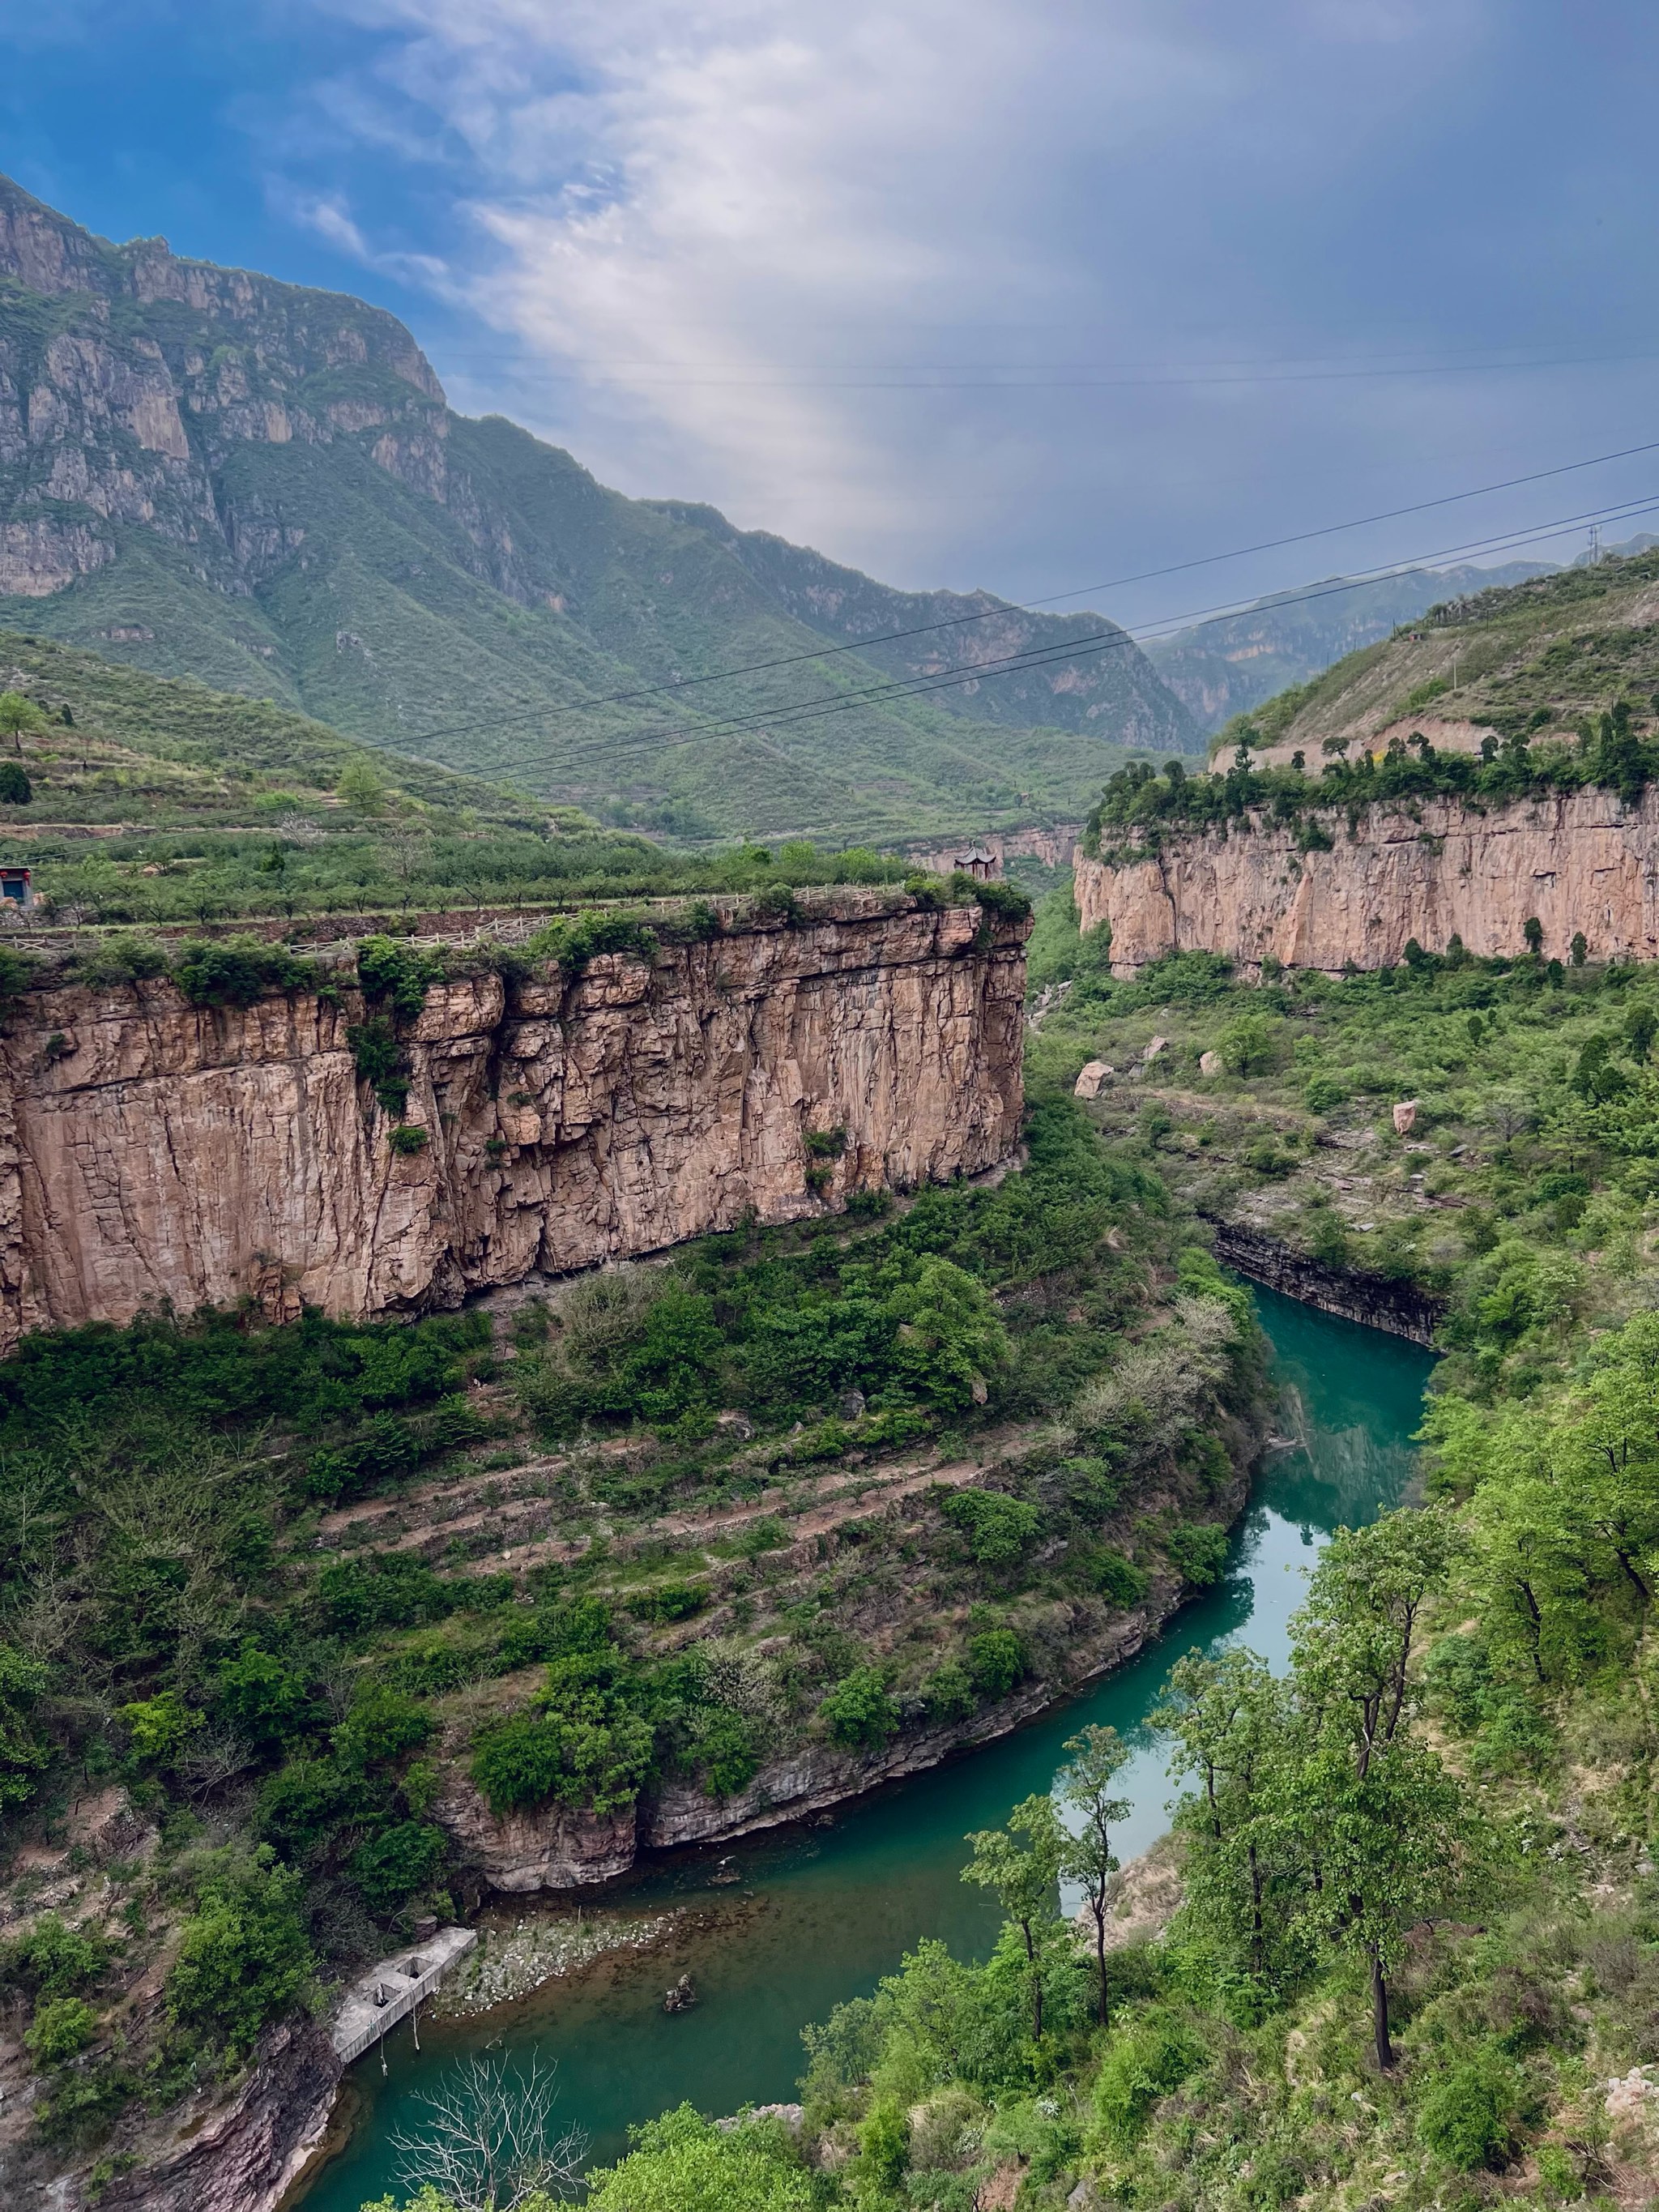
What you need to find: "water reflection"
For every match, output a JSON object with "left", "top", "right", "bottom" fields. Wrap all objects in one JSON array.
[{"left": 300, "top": 1285, "right": 1432, "bottom": 2208}]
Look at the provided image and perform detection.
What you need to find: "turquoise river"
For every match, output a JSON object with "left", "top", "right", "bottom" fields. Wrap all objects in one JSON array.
[{"left": 301, "top": 1285, "right": 1434, "bottom": 2208}]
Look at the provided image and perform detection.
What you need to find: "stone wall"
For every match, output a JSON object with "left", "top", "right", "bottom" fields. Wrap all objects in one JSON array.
[
  {"left": 0, "top": 891, "right": 1026, "bottom": 1352},
  {"left": 1075, "top": 788, "right": 1659, "bottom": 975}
]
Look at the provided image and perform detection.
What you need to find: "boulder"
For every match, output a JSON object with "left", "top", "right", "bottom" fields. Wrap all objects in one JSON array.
[
  {"left": 1198, "top": 1050, "right": 1222, "bottom": 1078},
  {"left": 1143, "top": 1035, "right": 1169, "bottom": 1061},
  {"left": 1392, "top": 1100, "right": 1418, "bottom": 1136},
  {"left": 1073, "top": 1061, "right": 1113, "bottom": 1100}
]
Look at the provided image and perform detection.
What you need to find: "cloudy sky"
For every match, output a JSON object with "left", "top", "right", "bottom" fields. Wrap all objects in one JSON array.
[{"left": 5, "top": 1, "right": 1658, "bottom": 622}]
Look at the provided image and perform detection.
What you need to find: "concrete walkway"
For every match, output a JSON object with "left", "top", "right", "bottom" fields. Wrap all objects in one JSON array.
[{"left": 332, "top": 1925, "right": 477, "bottom": 2063}]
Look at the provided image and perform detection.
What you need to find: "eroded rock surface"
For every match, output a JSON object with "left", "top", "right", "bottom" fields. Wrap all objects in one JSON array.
[
  {"left": 1075, "top": 788, "right": 1659, "bottom": 974},
  {"left": 0, "top": 894, "right": 1026, "bottom": 1351}
]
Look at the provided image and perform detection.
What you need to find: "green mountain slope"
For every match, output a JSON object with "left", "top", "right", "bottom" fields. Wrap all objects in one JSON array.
[
  {"left": 1227, "top": 541, "right": 1659, "bottom": 758},
  {"left": 0, "top": 176, "right": 1190, "bottom": 839},
  {"left": 1144, "top": 560, "right": 1553, "bottom": 736}
]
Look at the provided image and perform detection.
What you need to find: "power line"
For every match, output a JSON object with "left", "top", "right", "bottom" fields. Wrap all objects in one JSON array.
[
  {"left": 514, "top": 492, "right": 1659, "bottom": 781},
  {"left": 377, "top": 434, "right": 1659, "bottom": 754}
]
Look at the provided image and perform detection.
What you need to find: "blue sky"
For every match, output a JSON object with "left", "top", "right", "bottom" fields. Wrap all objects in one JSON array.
[{"left": 4, "top": 1, "right": 1658, "bottom": 624}]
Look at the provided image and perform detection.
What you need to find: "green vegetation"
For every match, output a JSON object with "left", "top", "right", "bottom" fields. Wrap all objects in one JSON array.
[
  {"left": 0, "top": 1088, "right": 1257, "bottom": 2181},
  {"left": 0, "top": 181, "right": 1189, "bottom": 839}
]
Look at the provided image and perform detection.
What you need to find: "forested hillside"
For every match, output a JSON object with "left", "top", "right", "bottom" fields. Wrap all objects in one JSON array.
[{"left": 0, "top": 177, "right": 1190, "bottom": 842}]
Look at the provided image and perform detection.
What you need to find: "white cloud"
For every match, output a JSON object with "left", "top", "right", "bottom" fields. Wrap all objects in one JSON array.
[{"left": 278, "top": 0, "right": 1619, "bottom": 606}]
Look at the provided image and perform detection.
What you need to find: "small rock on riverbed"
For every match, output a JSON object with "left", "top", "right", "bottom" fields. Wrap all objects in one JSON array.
[{"left": 663, "top": 1973, "right": 698, "bottom": 2013}]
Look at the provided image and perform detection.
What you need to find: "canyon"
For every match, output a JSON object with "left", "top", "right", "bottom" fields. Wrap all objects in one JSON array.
[
  {"left": 1074, "top": 786, "right": 1659, "bottom": 974},
  {"left": 0, "top": 889, "right": 1026, "bottom": 1352}
]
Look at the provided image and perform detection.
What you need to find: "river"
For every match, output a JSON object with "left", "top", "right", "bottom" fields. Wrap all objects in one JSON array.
[{"left": 300, "top": 1284, "right": 1433, "bottom": 2209}]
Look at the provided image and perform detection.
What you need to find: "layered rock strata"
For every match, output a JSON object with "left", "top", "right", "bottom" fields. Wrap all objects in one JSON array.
[
  {"left": 1075, "top": 788, "right": 1659, "bottom": 974},
  {"left": 0, "top": 892, "right": 1026, "bottom": 1352}
]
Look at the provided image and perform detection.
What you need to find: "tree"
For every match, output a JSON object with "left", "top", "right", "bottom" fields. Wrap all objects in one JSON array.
[
  {"left": 1571, "top": 929, "right": 1589, "bottom": 967},
  {"left": 886, "top": 1257, "right": 1010, "bottom": 1408},
  {"left": 961, "top": 1792, "right": 1065, "bottom": 2040},
  {"left": 584, "top": 2103, "right": 814, "bottom": 2212},
  {"left": 0, "top": 692, "right": 46, "bottom": 755},
  {"left": 1278, "top": 1509, "right": 1473, "bottom": 2070},
  {"left": 1056, "top": 1723, "right": 1132, "bottom": 2022},
  {"left": 337, "top": 757, "right": 390, "bottom": 813},
  {"left": 1523, "top": 916, "right": 1544, "bottom": 957},
  {"left": 390, "top": 2054, "right": 586, "bottom": 2211},
  {"left": 165, "top": 1847, "right": 314, "bottom": 2060},
  {"left": 1154, "top": 1648, "right": 1283, "bottom": 1984},
  {"left": 1215, "top": 1012, "right": 1277, "bottom": 1078},
  {"left": 1624, "top": 1001, "right": 1658, "bottom": 1062},
  {"left": 0, "top": 762, "right": 32, "bottom": 805},
  {"left": 819, "top": 1665, "right": 900, "bottom": 1748}
]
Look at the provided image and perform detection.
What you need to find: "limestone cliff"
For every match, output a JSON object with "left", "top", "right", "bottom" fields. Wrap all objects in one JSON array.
[
  {"left": 0, "top": 890, "right": 1026, "bottom": 1352},
  {"left": 1075, "top": 787, "right": 1659, "bottom": 975}
]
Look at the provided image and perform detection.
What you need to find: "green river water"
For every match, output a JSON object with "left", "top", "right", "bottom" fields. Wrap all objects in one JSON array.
[{"left": 301, "top": 1285, "right": 1433, "bottom": 2209}]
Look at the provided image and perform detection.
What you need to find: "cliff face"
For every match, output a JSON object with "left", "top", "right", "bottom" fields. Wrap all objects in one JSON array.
[
  {"left": 0, "top": 894, "right": 1026, "bottom": 1352},
  {"left": 1075, "top": 788, "right": 1659, "bottom": 974}
]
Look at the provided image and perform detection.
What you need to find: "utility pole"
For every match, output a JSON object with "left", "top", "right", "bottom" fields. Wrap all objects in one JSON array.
[{"left": 1589, "top": 522, "right": 1602, "bottom": 565}]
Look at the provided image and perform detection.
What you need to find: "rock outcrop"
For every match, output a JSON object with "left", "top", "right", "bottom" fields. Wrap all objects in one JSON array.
[
  {"left": 91, "top": 2018, "right": 340, "bottom": 2212},
  {"left": 1075, "top": 787, "right": 1659, "bottom": 975},
  {"left": 0, "top": 891, "right": 1026, "bottom": 1351}
]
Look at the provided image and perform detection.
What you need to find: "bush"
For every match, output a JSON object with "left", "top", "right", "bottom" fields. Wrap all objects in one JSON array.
[
  {"left": 388, "top": 1124, "right": 429, "bottom": 1155},
  {"left": 1092, "top": 1548, "right": 1151, "bottom": 1607},
  {"left": 1163, "top": 1520, "right": 1230, "bottom": 1586},
  {"left": 966, "top": 1627, "right": 1028, "bottom": 1697},
  {"left": 941, "top": 1488, "right": 1040, "bottom": 1565},
  {"left": 0, "top": 762, "right": 33, "bottom": 805},
  {"left": 625, "top": 1583, "right": 709, "bottom": 1625},
  {"left": 471, "top": 1649, "right": 655, "bottom": 1817},
  {"left": 348, "top": 1821, "right": 448, "bottom": 1914},
  {"left": 25, "top": 1996, "right": 97, "bottom": 2067},
  {"left": 356, "top": 936, "right": 443, "bottom": 1018},
  {"left": 173, "top": 936, "right": 311, "bottom": 1007},
  {"left": 1093, "top": 2006, "right": 1205, "bottom": 2146},
  {"left": 820, "top": 1665, "right": 901, "bottom": 1747},
  {"left": 586, "top": 2103, "right": 816, "bottom": 2212},
  {"left": 1416, "top": 2044, "right": 1526, "bottom": 2170},
  {"left": 165, "top": 1850, "right": 313, "bottom": 2060},
  {"left": 2, "top": 1914, "right": 105, "bottom": 1998}
]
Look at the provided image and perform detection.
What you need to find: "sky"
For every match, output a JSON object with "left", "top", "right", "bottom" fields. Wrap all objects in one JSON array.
[{"left": 3, "top": 0, "right": 1659, "bottom": 625}]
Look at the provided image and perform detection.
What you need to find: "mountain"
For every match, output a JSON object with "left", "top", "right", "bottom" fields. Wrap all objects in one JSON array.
[
  {"left": 0, "top": 176, "right": 1195, "bottom": 842},
  {"left": 1144, "top": 561, "right": 1555, "bottom": 737}
]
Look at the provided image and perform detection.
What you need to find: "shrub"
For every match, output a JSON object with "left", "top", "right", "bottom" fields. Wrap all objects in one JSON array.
[
  {"left": 388, "top": 1124, "right": 429, "bottom": 1155},
  {"left": 356, "top": 936, "right": 443, "bottom": 1018},
  {"left": 0, "top": 762, "right": 33, "bottom": 804},
  {"left": 922, "top": 1659, "right": 976, "bottom": 1723},
  {"left": 348, "top": 1821, "right": 448, "bottom": 1913},
  {"left": 966, "top": 1628, "right": 1028, "bottom": 1697},
  {"left": 173, "top": 936, "right": 310, "bottom": 1007},
  {"left": 1092, "top": 1549, "right": 1151, "bottom": 1607},
  {"left": 348, "top": 1014, "right": 409, "bottom": 1115},
  {"left": 1163, "top": 1520, "right": 1230, "bottom": 1586},
  {"left": 1093, "top": 2007, "right": 1205, "bottom": 2146},
  {"left": 1416, "top": 2045, "right": 1526, "bottom": 2170},
  {"left": 1303, "top": 1074, "right": 1347, "bottom": 1113},
  {"left": 471, "top": 1649, "right": 655, "bottom": 1816},
  {"left": 819, "top": 1666, "right": 901, "bottom": 1747},
  {"left": 586, "top": 2103, "right": 816, "bottom": 2212},
  {"left": 941, "top": 1488, "right": 1040, "bottom": 1565},
  {"left": 2, "top": 1914, "right": 104, "bottom": 1998},
  {"left": 25, "top": 1996, "right": 97, "bottom": 2068},
  {"left": 625, "top": 1583, "right": 709, "bottom": 1625},
  {"left": 165, "top": 1850, "right": 313, "bottom": 2061}
]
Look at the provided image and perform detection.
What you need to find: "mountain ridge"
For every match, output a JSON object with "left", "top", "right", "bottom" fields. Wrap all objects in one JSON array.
[{"left": 0, "top": 175, "right": 1194, "bottom": 840}]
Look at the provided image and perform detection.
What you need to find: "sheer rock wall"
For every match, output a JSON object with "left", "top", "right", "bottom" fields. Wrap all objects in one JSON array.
[
  {"left": 0, "top": 894, "right": 1027, "bottom": 1352},
  {"left": 1074, "top": 788, "right": 1659, "bottom": 975}
]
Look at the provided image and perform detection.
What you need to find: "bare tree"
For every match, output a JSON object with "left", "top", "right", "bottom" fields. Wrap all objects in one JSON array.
[{"left": 390, "top": 2054, "right": 587, "bottom": 2209}]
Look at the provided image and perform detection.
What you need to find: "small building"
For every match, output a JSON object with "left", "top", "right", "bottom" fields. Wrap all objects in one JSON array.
[
  {"left": 0, "top": 868, "right": 33, "bottom": 912},
  {"left": 954, "top": 847, "right": 1000, "bottom": 882}
]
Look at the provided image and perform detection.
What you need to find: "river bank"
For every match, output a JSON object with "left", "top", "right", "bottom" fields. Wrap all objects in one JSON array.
[{"left": 296, "top": 1284, "right": 1431, "bottom": 2208}]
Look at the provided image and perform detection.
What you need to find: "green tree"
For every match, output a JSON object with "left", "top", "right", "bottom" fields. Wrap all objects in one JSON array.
[
  {"left": 25, "top": 1996, "right": 97, "bottom": 2067},
  {"left": 1624, "top": 1001, "right": 1658, "bottom": 1061},
  {"left": 0, "top": 691, "right": 47, "bottom": 754},
  {"left": 961, "top": 1793, "right": 1065, "bottom": 2040},
  {"left": 887, "top": 1258, "right": 1010, "bottom": 1408},
  {"left": 1523, "top": 916, "right": 1544, "bottom": 956},
  {"left": 165, "top": 1848, "right": 314, "bottom": 2060},
  {"left": 1154, "top": 1648, "right": 1286, "bottom": 1984},
  {"left": 1215, "top": 1012, "right": 1277, "bottom": 1077},
  {"left": 1278, "top": 1510, "right": 1473, "bottom": 2069},
  {"left": 1056, "top": 1723, "right": 1132, "bottom": 2023},
  {"left": 819, "top": 1665, "right": 900, "bottom": 1749},
  {"left": 585, "top": 2103, "right": 815, "bottom": 2212},
  {"left": 0, "top": 1644, "right": 50, "bottom": 1810}
]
